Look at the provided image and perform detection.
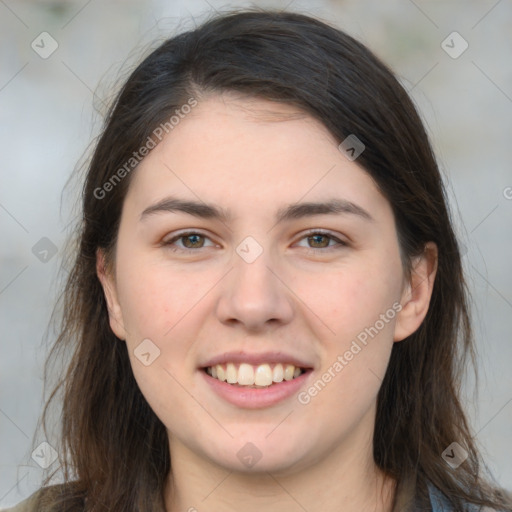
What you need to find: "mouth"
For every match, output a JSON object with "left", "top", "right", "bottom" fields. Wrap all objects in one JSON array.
[
  {"left": 203, "top": 362, "right": 310, "bottom": 388},
  {"left": 199, "top": 351, "right": 315, "bottom": 408}
]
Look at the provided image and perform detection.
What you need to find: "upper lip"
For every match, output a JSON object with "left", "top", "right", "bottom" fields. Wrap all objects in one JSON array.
[{"left": 200, "top": 351, "right": 313, "bottom": 369}]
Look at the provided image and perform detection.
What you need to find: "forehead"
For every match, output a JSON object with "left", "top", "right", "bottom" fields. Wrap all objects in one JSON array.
[{"left": 123, "top": 94, "right": 390, "bottom": 223}]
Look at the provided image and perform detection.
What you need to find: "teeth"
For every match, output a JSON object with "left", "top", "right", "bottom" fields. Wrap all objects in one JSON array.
[
  {"left": 272, "top": 363, "right": 284, "bottom": 382},
  {"left": 254, "top": 364, "right": 272, "bottom": 386},
  {"left": 216, "top": 365, "right": 226, "bottom": 382},
  {"left": 284, "top": 364, "right": 295, "bottom": 381},
  {"left": 206, "top": 362, "right": 305, "bottom": 386},
  {"left": 226, "top": 363, "right": 237, "bottom": 384},
  {"left": 238, "top": 363, "right": 254, "bottom": 385}
]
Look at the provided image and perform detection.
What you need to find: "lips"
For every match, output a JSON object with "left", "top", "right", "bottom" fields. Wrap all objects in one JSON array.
[
  {"left": 201, "top": 365, "right": 313, "bottom": 409},
  {"left": 200, "top": 351, "right": 313, "bottom": 391}
]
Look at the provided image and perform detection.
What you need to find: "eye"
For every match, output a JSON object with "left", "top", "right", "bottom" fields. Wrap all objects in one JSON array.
[
  {"left": 161, "top": 229, "right": 347, "bottom": 254},
  {"left": 162, "top": 231, "right": 216, "bottom": 252},
  {"left": 295, "top": 230, "right": 347, "bottom": 252}
]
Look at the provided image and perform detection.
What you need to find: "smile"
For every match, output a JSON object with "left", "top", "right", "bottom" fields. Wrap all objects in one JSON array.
[{"left": 205, "top": 362, "right": 306, "bottom": 387}]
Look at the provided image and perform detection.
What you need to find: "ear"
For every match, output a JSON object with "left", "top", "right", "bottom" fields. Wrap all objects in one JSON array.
[
  {"left": 394, "top": 242, "right": 438, "bottom": 342},
  {"left": 96, "top": 248, "right": 127, "bottom": 340}
]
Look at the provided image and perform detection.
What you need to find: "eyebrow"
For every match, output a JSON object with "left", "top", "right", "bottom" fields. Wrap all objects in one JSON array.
[{"left": 140, "top": 196, "right": 374, "bottom": 224}]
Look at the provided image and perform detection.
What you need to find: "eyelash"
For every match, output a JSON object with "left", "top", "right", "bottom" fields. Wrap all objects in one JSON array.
[{"left": 161, "top": 229, "right": 347, "bottom": 254}]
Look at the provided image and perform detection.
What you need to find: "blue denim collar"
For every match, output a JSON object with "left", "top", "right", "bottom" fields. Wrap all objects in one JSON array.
[
  {"left": 428, "top": 482, "right": 453, "bottom": 511},
  {"left": 427, "top": 482, "right": 483, "bottom": 511}
]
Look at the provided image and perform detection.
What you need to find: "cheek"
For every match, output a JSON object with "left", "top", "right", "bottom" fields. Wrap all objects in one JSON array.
[
  {"left": 295, "top": 256, "right": 402, "bottom": 341},
  {"left": 298, "top": 253, "right": 401, "bottom": 400},
  {"left": 113, "top": 258, "right": 210, "bottom": 427},
  {"left": 115, "top": 255, "right": 210, "bottom": 341}
]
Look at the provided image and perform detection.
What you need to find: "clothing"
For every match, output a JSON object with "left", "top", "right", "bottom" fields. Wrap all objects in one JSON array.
[
  {"left": 428, "top": 483, "right": 479, "bottom": 511},
  {"left": 0, "top": 492, "right": 38, "bottom": 512},
  {"left": 1, "top": 482, "right": 509, "bottom": 511}
]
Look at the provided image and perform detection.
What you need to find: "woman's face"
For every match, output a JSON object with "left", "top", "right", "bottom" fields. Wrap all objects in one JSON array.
[{"left": 98, "top": 93, "right": 431, "bottom": 475}]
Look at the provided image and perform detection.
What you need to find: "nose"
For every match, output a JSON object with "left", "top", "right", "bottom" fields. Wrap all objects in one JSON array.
[{"left": 215, "top": 243, "right": 294, "bottom": 332}]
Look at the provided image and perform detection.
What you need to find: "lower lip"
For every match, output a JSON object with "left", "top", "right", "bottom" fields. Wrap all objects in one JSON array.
[{"left": 200, "top": 369, "right": 313, "bottom": 409}]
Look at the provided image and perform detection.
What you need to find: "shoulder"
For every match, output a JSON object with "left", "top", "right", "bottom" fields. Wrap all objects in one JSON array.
[
  {"left": 0, "top": 483, "right": 86, "bottom": 512},
  {"left": 428, "top": 481, "right": 512, "bottom": 511},
  {"left": 0, "top": 489, "right": 42, "bottom": 512}
]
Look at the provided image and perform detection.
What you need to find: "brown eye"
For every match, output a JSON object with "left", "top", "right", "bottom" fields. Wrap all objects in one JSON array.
[
  {"left": 180, "top": 233, "right": 205, "bottom": 248},
  {"left": 296, "top": 230, "right": 347, "bottom": 252},
  {"left": 162, "top": 232, "right": 215, "bottom": 252},
  {"left": 307, "top": 234, "right": 331, "bottom": 248}
]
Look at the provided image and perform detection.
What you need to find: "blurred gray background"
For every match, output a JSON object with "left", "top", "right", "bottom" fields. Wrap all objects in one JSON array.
[{"left": 1, "top": 0, "right": 511, "bottom": 507}]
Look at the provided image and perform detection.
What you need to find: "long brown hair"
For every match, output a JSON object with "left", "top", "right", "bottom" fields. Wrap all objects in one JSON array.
[{"left": 31, "top": 8, "right": 511, "bottom": 512}]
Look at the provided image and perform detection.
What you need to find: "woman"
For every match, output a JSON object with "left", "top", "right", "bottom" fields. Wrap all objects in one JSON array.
[{"left": 5, "top": 9, "right": 512, "bottom": 512}]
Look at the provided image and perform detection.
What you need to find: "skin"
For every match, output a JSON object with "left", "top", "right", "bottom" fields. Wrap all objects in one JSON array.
[{"left": 97, "top": 93, "right": 437, "bottom": 512}]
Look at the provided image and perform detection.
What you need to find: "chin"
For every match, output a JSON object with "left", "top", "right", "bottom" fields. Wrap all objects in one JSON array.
[{"left": 209, "top": 436, "right": 312, "bottom": 475}]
